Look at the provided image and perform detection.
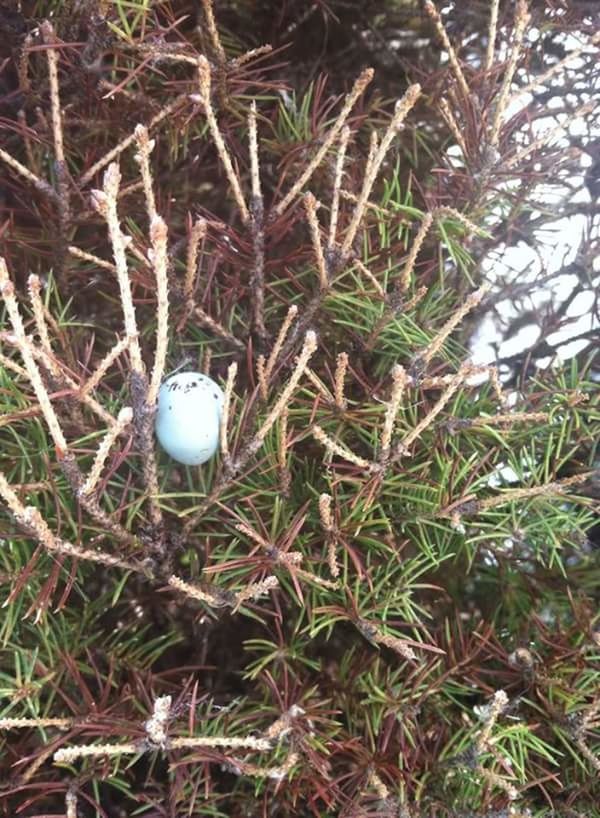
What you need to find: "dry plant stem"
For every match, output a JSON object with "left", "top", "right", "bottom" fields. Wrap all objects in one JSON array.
[
  {"left": 352, "top": 258, "right": 386, "bottom": 298},
  {"left": 196, "top": 58, "right": 249, "bottom": 223},
  {"left": 505, "top": 100, "right": 595, "bottom": 170},
  {"left": 80, "top": 95, "right": 188, "bottom": 186},
  {"left": 485, "top": 0, "right": 501, "bottom": 72},
  {"left": 42, "top": 22, "right": 71, "bottom": 275},
  {"left": 93, "top": 163, "right": 145, "bottom": 377},
  {"left": 193, "top": 306, "right": 244, "bottom": 349},
  {"left": 469, "top": 411, "right": 549, "bottom": 428},
  {"left": 0, "top": 146, "right": 58, "bottom": 201},
  {"left": 380, "top": 365, "right": 408, "bottom": 461},
  {"left": 358, "top": 619, "right": 416, "bottom": 661},
  {"left": 231, "top": 44, "right": 273, "bottom": 69},
  {"left": 27, "top": 275, "right": 53, "bottom": 358},
  {"left": 423, "top": 2, "right": 470, "bottom": 99},
  {"left": 167, "top": 575, "right": 227, "bottom": 607},
  {"left": 341, "top": 84, "right": 421, "bottom": 257},
  {"left": 439, "top": 98, "right": 468, "bottom": 158},
  {"left": 200, "top": 0, "right": 227, "bottom": 65},
  {"left": 29, "top": 343, "right": 117, "bottom": 430},
  {"left": 476, "top": 690, "right": 508, "bottom": 752},
  {"left": 240, "top": 332, "right": 318, "bottom": 462},
  {"left": 340, "top": 188, "right": 411, "bottom": 220},
  {"left": 0, "top": 322, "right": 143, "bottom": 547},
  {"left": 0, "top": 352, "right": 27, "bottom": 379},
  {"left": 0, "top": 477, "right": 142, "bottom": 574},
  {"left": 41, "top": 23, "right": 65, "bottom": 165},
  {"left": 274, "top": 68, "right": 374, "bottom": 216},
  {"left": 488, "top": 0, "right": 531, "bottom": 149},
  {"left": 319, "top": 493, "right": 339, "bottom": 578},
  {"left": 304, "top": 366, "right": 334, "bottom": 402},
  {"left": 394, "top": 362, "right": 473, "bottom": 458},
  {"left": 418, "top": 286, "right": 488, "bottom": 367},
  {"left": 248, "top": 101, "right": 267, "bottom": 341},
  {"left": 472, "top": 471, "right": 593, "bottom": 513},
  {"left": 183, "top": 333, "right": 317, "bottom": 534},
  {"left": 134, "top": 125, "right": 157, "bottom": 223},
  {"left": 397, "top": 206, "right": 482, "bottom": 295},
  {"left": 17, "top": 32, "right": 33, "bottom": 95},
  {"left": 278, "top": 407, "right": 291, "bottom": 494},
  {"left": 147, "top": 216, "right": 169, "bottom": 406},
  {"left": 313, "top": 425, "right": 375, "bottom": 472},
  {"left": 231, "top": 576, "right": 280, "bottom": 612},
  {"left": 68, "top": 245, "right": 116, "bottom": 272},
  {"left": 334, "top": 352, "right": 349, "bottom": 411},
  {"left": 260, "top": 305, "right": 299, "bottom": 399},
  {"left": 79, "top": 408, "right": 133, "bottom": 497},
  {"left": 0, "top": 265, "right": 68, "bottom": 454},
  {"left": 574, "top": 698, "right": 600, "bottom": 773},
  {"left": 328, "top": 126, "right": 351, "bottom": 250},
  {"left": 487, "top": 365, "right": 505, "bottom": 405},
  {"left": 228, "top": 751, "right": 299, "bottom": 780},
  {"left": 399, "top": 212, "right": 434, "bottom": 293},
  {"left": 80, "top": 336, "right": 130, "bottom": 396},
  {"left": 184, "top": 218, "right": 207, "bottom": 302},
  {"left": 94, "top": 167, "right": 164, "bottom": 528},
  {"left": 220, "top": 362, "right": 238, "bottom": 461},
  {"left": 305, "top": 193, "right": 329, "bottom": 290},
  {"left": 201, "top": 346, "right": 212, "bottom": 374},
  {"left": 0, "top": 716, "right": 72, "bottom": 730},
  {"left": 366, "top": 285, "right": 428, "bottom": 351},
  {"left": 55, "top": 742, "right": 140, "bottom": 763},
  {"left": 508, "top": 31, "right": 600, "bottom": 107}
]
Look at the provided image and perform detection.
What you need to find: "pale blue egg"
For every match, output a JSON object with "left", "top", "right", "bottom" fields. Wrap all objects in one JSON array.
[{"left": 155, "top": 372, "right": 224, "bottom": 466}]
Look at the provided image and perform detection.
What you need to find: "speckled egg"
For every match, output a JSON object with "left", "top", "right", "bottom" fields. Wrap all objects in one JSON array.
[{"left": 155, "top": 372, "right": 224, "bottom": 466}]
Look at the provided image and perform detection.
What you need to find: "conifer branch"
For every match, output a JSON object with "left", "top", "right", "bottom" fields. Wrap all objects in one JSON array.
[{"left": 274, "top": 68, "right": 374, "bottom": 216}]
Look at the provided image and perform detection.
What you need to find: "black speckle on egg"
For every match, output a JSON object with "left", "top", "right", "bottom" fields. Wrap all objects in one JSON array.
[{"left": 169, "top": 405, "right": 172, "bottom": 410}]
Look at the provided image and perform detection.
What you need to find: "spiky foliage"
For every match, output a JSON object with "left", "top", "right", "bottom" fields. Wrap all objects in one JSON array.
[{"left": 0, "top": 2, "right": 598, "bottom": 817}]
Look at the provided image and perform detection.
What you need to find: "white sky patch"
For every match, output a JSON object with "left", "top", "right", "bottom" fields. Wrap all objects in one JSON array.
[{"left": 464, "top": 27, "right": 600, "bottom": 373}]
